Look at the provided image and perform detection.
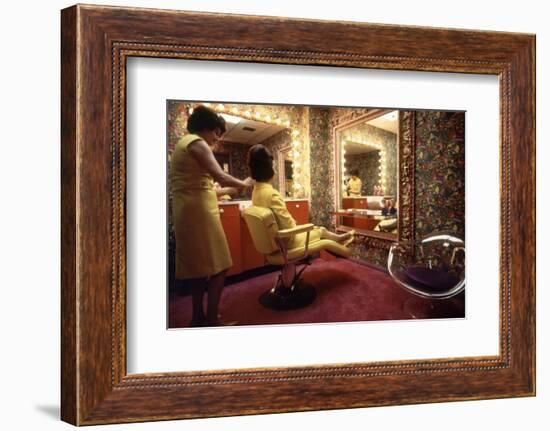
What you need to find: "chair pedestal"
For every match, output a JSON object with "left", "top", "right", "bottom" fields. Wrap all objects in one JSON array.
[{"left": 259, "top": 278, "right": 316, "bottom": 310}]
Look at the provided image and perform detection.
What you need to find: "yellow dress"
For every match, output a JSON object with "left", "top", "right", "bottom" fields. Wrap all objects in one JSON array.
[
  {"left": 348, "top": 177, "right": 362, "bottom": 196},
  {"left": 170, "top": 134, "right": 233, "bottom": 279},
  {"left": 251, "top": 182, "right": 322, "bottom": 249}
]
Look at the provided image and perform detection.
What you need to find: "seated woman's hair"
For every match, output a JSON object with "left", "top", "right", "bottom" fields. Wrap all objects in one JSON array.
[
  {"left": 247, "top": 144, "right": 275, "bottom": 182},
  {"left": 351, "top": 169, "right": 359, "bottom": 177},
  {"left": 187, "top": 105, "right": 226, "bottom": 134}
]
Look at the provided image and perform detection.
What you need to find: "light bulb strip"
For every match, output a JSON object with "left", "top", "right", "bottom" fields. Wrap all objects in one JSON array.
[{"left": 191, "top": 103, "right": 308, "bottom": 197}]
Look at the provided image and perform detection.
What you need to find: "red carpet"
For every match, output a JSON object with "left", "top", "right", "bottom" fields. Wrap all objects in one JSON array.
[{"left": 168, "top": 258, "right": 465, "bottom": 328}]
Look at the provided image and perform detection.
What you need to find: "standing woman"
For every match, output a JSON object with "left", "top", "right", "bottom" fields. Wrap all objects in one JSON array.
[
  {"left": 171, "top": 105, "right": 253, "bottom": 326},
  {"left": 348, "top": 169, "right": 362, "bottom": 197}
]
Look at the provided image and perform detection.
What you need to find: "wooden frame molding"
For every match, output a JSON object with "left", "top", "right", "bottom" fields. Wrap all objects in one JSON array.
[{"left": 61, "top": 4, "right": 535, "bottom": 425}]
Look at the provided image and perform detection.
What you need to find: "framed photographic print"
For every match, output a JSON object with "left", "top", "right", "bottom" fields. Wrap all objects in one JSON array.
[{"left": 61, "top": 4, "right": 535, "bottom": 425}]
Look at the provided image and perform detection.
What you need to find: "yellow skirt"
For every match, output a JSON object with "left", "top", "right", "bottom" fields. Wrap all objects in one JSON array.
[{"left": 172, "top": 188, "right": 233, "bottom": 279}]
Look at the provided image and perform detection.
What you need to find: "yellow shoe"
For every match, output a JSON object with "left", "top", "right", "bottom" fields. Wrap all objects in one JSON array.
[{"left": 343, "top": 230, "right": 355, "bottom": 247}]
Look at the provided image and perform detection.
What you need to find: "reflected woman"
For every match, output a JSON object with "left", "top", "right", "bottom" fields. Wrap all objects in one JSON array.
[
  {"left": 171, "top": 105, "right": 254, "bottom": 327},
  {"left": 348, "top": 169, "right": 362, "bottom": 197}
]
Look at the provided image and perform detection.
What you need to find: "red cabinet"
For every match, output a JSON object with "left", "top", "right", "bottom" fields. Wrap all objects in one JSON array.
[
  {"left": 341, "top": 198, "right": 380, "bottom": 230},
  {"left": 343, "top": 197, "right": 370, "bottom": 228},
  {"left": 218, "top": 204, "right": 242, "bottom": 276},
  {"left": 220, "top": 200, "right": 310, "bottom": 275},
  {"left": 286, "top": 200, "right": 309, "bottom": 225}
]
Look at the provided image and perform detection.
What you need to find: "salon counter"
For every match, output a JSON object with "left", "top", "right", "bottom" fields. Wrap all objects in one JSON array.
[{"left": 218, "top": 199, "right": 310, "bottom": 275}]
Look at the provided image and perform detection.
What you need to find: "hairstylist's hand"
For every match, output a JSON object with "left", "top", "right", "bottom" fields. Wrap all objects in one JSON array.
[{"left": 243, "top": 177, "right": 255, "bottom": 188}]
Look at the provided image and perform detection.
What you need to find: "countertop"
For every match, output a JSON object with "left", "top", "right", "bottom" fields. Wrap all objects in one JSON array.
[{"left": 218, "top": 198, "right": 309, "bottom": 206}]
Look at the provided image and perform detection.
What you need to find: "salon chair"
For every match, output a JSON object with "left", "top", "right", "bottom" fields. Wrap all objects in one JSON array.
[
  {"left": 243, "top": 206, "right": 352, "bottom": 310},
  {"left": 387, "top": 233, "right": 465, "bottom": 318}
]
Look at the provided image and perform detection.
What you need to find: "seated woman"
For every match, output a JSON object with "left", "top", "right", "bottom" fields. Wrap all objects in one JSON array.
[
  {"left": 247, "top": 144, "right": 354, "bottom": 250},
  {"left": 382, "top": 197, "right": 397, "bottom": 216}
]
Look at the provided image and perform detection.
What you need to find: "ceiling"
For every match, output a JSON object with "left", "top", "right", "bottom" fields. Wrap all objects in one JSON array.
[
  {"left": 366, "top": 110, "right": 399, "bottom": 134},
  {"left": 344, "top": 140, "right": 380, "bottom": 155},
  {"left": 344, "top": 110, "right": 399, "bottom": 155},
  {"left": 220, "top": 114, "right": 287, "bottom": 146}
]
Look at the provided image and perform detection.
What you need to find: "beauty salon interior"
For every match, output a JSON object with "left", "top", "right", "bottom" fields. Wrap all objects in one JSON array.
[{"left": 168, "top": 101, "right": 466, "bottom": 328}]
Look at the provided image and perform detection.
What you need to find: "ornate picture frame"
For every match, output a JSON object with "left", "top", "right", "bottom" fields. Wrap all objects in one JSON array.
[{"left": 61, "top": 4, "right": 535, "bottom": 425}]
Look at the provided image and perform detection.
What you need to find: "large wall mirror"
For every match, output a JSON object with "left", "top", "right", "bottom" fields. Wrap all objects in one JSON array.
[
  {"left": 277, "top": 146, "right": 294, "bottom": 198},
  {"left": 334, "top": 109, "right": 415, "bottom": 247},
  {"left": 209, "top": 111, "right": 294, "bottom": 199}
]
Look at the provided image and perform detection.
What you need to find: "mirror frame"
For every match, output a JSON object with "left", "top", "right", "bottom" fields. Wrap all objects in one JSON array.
[
  {"left": 332, "top": 109, "right": 416, "bottom": 251},
  {"left": 277, "top": 144, "right": 293, "bottom": 197}
]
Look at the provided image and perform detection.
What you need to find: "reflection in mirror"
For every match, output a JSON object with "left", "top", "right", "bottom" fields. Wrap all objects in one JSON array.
[
  {"left": 278, "top": 146, "right": 294, "bottom": 198},
  {"left": 337, "top": 110, "right": 399, "bottom": 238},
  {"left": 212, "top": 113, "right": 292, "bottom": 200}
]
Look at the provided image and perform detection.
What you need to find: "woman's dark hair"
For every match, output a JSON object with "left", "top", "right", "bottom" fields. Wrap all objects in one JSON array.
[
  {"left": 351, "top": 169, "right": 359, "bottom": 177},
  {"left": 187, "top": 105, "right": 226, "bottom": 134},
  {"left": 247, "top": 144, "right": 275, "bottom": 182}
]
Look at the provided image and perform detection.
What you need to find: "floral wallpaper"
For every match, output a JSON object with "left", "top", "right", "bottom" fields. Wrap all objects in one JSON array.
[
  {"left": 261, "top": 128, "right": 292, "bottom": 196},
  {"left": 167, "top": 100, "right": 189, "bottom": 153},
  {"left": 308, "top": 107, "right": 333, "bottom": 228},
  {"left": 216, "top": 142, "right": 252, "bottom": 198},
  {"left": 414, "top": 111, "right": 465, "bottom": 241}
]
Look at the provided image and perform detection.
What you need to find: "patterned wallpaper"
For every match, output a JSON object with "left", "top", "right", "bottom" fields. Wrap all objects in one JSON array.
[
  {"left": 216, "top": 142, "right": 252, "bottom": 198},
  {"left": 261, "top": 129, "right": 292, "bottom": 196},
  {"left": 308, "top": 107, "right": 333, "bottom": 228},
  {"left": 415, "top": 111, "right": 465, "bottom": 241},
  {"left": 167, "top": 100, "right": 189, "bottom": 153},
  {"left": 345, "top": 151, "right": 380, "bottom": 196}
]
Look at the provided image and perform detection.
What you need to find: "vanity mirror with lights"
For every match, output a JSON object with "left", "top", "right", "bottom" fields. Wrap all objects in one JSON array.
[
  {"left": 333, "top": 109, "right": 414, "bottom": 246},
  {"left": 278, "top": 146, "right": 294, "bottom": 198},
  {"left": 197, "top": 105, "right": 302, "bottom": 199},
  {"left": 168, "top": 102, "right": 309, "bottom": 277}
]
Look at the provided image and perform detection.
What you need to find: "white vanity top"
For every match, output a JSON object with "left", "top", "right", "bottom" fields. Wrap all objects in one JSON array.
[
  {"left": 218, "top": 198, "right": 309, "bottom": 211},
  {"left": 343, "top": 195, "right": 393, "bottom": 200}
]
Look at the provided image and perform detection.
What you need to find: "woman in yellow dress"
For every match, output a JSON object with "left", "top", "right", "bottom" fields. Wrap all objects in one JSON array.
[
  {"left": 247, "top": 144, "right": 354, "bottom": 249},
  {"left": 171, "top": 105, "right": 254, "bottom": 326},
  {"left": 347, "top": 169, "right": 362, "bottom": 197}
]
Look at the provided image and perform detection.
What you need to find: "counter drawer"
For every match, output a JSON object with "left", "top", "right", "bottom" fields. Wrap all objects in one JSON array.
[
  {"left": 218, "top": 203, "right": 241, "bottom": 218},
  {"left": 286, "top": 200, "right": 309, "bottom": 224}
]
